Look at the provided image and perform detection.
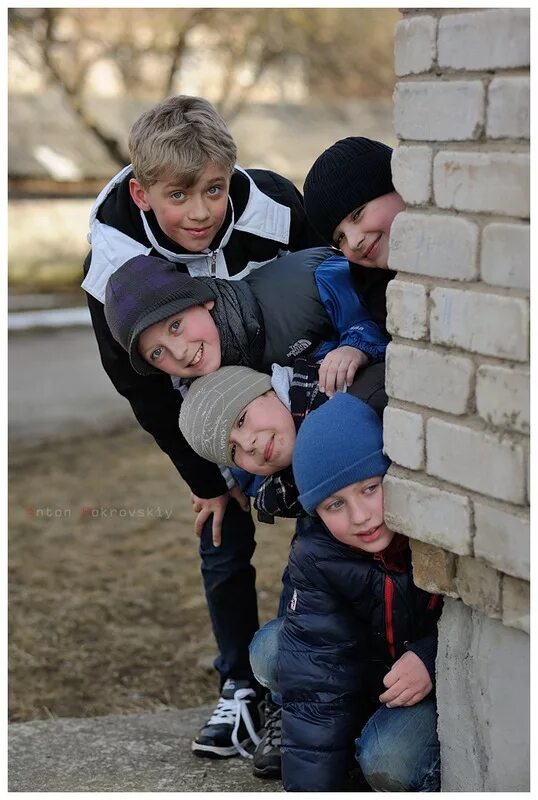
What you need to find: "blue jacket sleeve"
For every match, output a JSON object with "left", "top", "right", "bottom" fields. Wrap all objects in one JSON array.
[
  {"left": 406, "top": 630, "right": 439, "bottom": 685},
  {"left": 279, "top": 548, "right": 365, "bottom": 791},
  {"left": 313, "top": 255, "right": 389, "bottom": 363}
]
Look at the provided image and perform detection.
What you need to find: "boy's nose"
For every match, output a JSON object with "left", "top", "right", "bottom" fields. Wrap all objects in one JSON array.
[
  {"left": 169, "top": 339, "right": 188, "bottom": 361},
  {"left": 352, "top": 233, "right": 366, "bottom": 254},
  {"left": 187, "top": 195, "right": 211, "bottom": 221},
  {"left": 350, "top": 500, "right": 370, "bottom": 526},
  {"left": 238, "top": 429, "right": 256, "bottom": 452}
]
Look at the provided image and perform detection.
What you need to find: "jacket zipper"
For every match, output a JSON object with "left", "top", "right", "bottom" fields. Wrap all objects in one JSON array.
[
  {"left": 210, "top": 251, "right": 217, "bottom": 277},
  {"left": 384, "top": 575, "right": 396, "bottom": 659}
]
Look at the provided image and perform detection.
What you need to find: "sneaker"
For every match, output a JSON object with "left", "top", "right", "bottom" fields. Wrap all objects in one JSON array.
[
  {"left": 192, "top": 678, "right": 263, "bottom": 759},
  {"left": 252, "top": 694, "right": 282, "bottom": 779}
]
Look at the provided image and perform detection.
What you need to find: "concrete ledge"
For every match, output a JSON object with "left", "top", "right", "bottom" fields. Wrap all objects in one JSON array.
[{"left": 9, "top": 706, "right": 283, "bottom": 792}]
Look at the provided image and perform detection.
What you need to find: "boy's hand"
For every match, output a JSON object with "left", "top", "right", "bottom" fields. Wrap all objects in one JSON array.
[
  {"left": 191, "top": 487, "right": 250, "bottom": 547},
  {"left": 318, "top": 346, "right": 368, "bottom": 397},
  {"left": 378, "top": 651, "right": 432, "bottom": 708}
]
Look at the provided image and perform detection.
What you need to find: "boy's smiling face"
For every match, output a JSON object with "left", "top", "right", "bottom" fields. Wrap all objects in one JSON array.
[
  {"left": 137, "top": 302, "right": 221, "bottom": 378},
  {"left": 316, "top": 476, "right": 395, "bottom": 554},
  {"left": 229, "top": 391, "right": 296, "bottom": 476},
  {"left": 332, "top": 191, "right": 405, "bottom": 269},
  {"left": 130, "top": 164, "right": 231, "bottom": 252}
]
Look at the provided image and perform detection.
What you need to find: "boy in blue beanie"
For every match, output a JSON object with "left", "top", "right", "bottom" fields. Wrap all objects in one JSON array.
[{"left": 249, "top": 393, "right": 441, "bottom": 791}]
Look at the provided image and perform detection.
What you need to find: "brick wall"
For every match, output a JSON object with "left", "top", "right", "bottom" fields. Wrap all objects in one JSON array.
[{"left": 387, "top": 8, "right": 529, "bottom": 790}]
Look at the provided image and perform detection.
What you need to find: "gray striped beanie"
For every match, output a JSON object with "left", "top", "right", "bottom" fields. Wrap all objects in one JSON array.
[{"left": 179, "top": 366, "right": 272, "bottom": 466}]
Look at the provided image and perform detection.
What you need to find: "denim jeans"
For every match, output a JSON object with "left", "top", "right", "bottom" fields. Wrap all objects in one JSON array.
[
  {"left": 249, "top": 616, "right": 440, "bottom": 792},
  {"left": 199, "top": 498, "right": 259, "bottom": 689}
]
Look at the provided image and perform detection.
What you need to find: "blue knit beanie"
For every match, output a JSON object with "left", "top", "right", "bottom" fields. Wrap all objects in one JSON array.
[{"left": 292, "top": 392, "right": 391, "bottom": 515}]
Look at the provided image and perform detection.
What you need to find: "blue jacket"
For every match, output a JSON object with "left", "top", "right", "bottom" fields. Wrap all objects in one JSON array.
[
  {"left": 279, "top": 520, "right": 442, "bottom": 792},
  {"left": 241, "top": 247, "right": 389, "bottom": 371}
]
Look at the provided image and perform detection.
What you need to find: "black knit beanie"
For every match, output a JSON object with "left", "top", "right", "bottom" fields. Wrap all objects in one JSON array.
[
  {"left": 303, "top": 137, "right": 394, "bottom": 245},
  {"left": 104, "top": 254, "right": 216, "bottom": 376}
]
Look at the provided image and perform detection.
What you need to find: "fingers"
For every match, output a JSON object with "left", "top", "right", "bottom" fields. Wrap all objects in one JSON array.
[
  {"left": 230, "top": 485, "right": 251, "bottom": 513},
  {"left": 211, "top": 505, "right": 224, "bottom": 548},
  {"left": 319, "top": 358, "right": 346, "bottom": 396},
  {"left": 318, "top": 348, "right": 366, "bottom": 396},
  {"left": 194, "top": 507, "right": 211, "bottom": 539},
  {"left": 380, "top": 686, "right": 429, "bottom": 708},
  {"left": 379, "top": 684, "right": 414, "bottom": 707},
  {"left": 345, "top": 358, "right": 360, "bottom": 387},
  {"left": 382, "top": 667, "right": 399, "bottom": 689}
]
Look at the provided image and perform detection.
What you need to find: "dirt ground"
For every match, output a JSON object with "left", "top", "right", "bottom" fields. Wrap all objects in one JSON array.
[{"left": 8, "top": 425, "right": 295, "bottom": 722}]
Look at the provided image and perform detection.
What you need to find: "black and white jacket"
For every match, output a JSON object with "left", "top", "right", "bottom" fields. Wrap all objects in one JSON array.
[{"left": 82, "top": 164, "right": 324, "bottom": 497}]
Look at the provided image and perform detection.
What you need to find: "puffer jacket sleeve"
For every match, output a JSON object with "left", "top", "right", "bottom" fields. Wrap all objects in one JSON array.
[
  {"left": 312, "top": 254, "right": 389, "bottom": 364},
  {"left": 279, "top": 537, "right": 366, "bottom": 791}
]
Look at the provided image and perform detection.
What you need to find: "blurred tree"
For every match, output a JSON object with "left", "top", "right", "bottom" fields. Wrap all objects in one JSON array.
[{"left": 9, "top": 7, "right": 398, "bottom": 166}]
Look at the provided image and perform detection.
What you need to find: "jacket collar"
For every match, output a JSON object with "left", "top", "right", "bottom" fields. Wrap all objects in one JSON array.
[{"left": 374, "top": 533, "right": 410, "bottom": 573}]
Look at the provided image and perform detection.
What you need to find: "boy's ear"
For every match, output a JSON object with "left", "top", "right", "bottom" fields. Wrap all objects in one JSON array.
[
  {"left": 203, "top": 300, "right": 215, "bottom": 311},
  {"left": 129, "top": 178, "right": 152, "bottom": 212}
]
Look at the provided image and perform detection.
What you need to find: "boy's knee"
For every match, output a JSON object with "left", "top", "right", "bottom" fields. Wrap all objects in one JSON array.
[
  {"left": 356, "top": 699, "right": 440, "bottom": 792},
  {"left": 357, "top": 728, "right": 412, "bottom": 791},
  {"left": 249, "top": 617, "right": 282, "bottom": 693}
]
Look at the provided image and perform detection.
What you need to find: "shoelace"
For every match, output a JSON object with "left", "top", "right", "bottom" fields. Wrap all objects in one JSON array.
[
  {"left": 263, "top": 705, "right": 282, "bottom": 749},
  {"left": 231, "top": 688, "right": 261, "bottom": 758},
  {"left": 206, "top": 688, "right": 261, "bottom": 759}
]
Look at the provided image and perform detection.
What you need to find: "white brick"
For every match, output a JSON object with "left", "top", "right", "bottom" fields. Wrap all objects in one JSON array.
[
  {"left": 384, "top": 474, "right": 472, "bottom": 555},
  {"left": 383, "top": 407, "right": 424, "bottom": 470},
  {"left": 394, "top": 81, "right": 484, "bottom": 141},
  {"left": 426, "top": 418, "right": 526, "bottom": 504},
  {"left": 430, "top": 288, "right": 529, "bottom": 362},
  {"left": 487, "top": 77, "right": 530, "bottom": 140},
  {"left": 434, "top": 151, "right": 530, "bottom": 218},
  {"left": 476, "top": 365, "right": 529, "bottom": 434},
  {"left": 474, "top": 502, "right": 529, "bottom": 581},
  {"left": 438, "top": 10, "right": 530, "bottom": 70},
  {"left": 394, "top": 15, "right": 437, "bottom": 76},
  {"left": 481, "top": 223, "right": 530, "bottom": 290},
  {"left": 390, "top": 212, "right": 478, "bottom": 280},
  {"left": 386, "top": 343, "right": 473, "bottom": 414},
  {"left": 391, "top": 146, "right": 432, "bottom": 206},
  {"left": 386, "top": 280, "right": 428, "bottom": 340},
  {"left": 502, "top": 575, "right": 530, "bottom": 634}
]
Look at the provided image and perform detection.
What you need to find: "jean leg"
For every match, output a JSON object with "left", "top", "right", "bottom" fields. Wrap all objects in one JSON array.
[
  {"left": 199, "top": 499, "right": 259, "bottom": 688},
  {"left": 356, "top": 695, "right": 440, "bottom": 791},
  {"left": 249, "top": 617, "right": 283, "bottom": 696}
]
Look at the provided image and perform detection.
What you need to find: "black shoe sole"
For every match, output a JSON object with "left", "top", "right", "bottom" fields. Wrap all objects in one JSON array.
[{"left": 253, "top": 765, "right": 282, "bottom": 780}]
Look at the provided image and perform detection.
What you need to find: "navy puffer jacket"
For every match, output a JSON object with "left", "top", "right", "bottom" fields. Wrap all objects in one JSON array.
[{"left": 279, "top": 520, "right": 442, "bottom": 792}]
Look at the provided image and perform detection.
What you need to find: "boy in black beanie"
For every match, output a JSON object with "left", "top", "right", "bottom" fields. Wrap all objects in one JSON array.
[{"left": 303, "top": 136, "right": 404, "bottom": 333}]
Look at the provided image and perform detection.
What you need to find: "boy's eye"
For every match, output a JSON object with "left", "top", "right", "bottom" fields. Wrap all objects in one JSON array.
[
  {"left": 236, "top": 411, "right": 246, "bottom": 429},
  {"left": 351, "top": 205, "right": 366, "bottom": 222},
  {"left": 169, "top": 319, "right": 181, "bottom": 333},
  {"left": 326, "top": 498, "right": 344, "bottom": 512},
  {"left": 171, "top": 191, "right": 185, "bottom": 201},
  {"left": 230, "top": 444, "right": 237, "bottom": 464},
  {"left": 207, "top": 185, "right": 223, "bottom": 196},
  {"left": 334, "top": 232, "right": 344, "bottom": 247},
  {"left": 150, "top": 346, "right": 163, "bottom": 361},
  {"left": 364, "top": 482, "right": 380, "bottom": 495}
]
